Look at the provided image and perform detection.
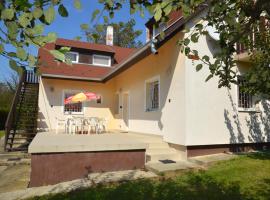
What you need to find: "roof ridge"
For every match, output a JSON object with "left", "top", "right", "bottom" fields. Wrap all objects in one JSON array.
[{"left": 56, "top": 38, "right": 137, "bottom": 50}]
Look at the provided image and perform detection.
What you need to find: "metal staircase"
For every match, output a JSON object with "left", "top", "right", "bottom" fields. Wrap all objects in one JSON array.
[{"left": 4, "top": 70, "right": 40, "bottom": 152}]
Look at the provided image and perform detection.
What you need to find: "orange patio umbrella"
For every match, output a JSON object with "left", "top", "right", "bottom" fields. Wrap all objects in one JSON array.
[{"left": 64, "top": 92, "right": 99, "bottom": 104}]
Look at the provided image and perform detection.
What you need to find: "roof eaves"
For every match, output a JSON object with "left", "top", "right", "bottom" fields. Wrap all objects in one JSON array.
[
  {"left": 102, "top": 5, "right": 208, "bottom": 82},
  {"left": 42, "top": 73, "right": 103, "bottom": 82}
]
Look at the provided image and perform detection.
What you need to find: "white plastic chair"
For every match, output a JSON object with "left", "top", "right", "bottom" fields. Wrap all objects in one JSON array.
[
  {"left": 73, "top": 117, "right": 84, "bottom": 134},
  {"left": 85, "top": 117, "right": 98, "bottom": 134},
  {"left": 55, "top": 117, "right": 66, "bottom": 134},
  {"left": 97, "top": 118, "right": 108, "bottom": 134},
  {"left": 66, "top": 118, "right": 76, "bottom": 134}
]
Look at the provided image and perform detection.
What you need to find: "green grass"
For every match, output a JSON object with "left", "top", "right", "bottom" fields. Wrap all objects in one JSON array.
[
  {"left": 28, "top": 151, "right": 270, "bottom": 200},
  {"left": 0, "top": 130, "right": 4, "bottom": 138}
]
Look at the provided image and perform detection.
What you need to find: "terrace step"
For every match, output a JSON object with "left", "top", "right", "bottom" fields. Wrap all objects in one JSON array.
[
  {"left": 145, "top": 160, "right": 200, "bottom": 174},
  {"left": 0, "top": 158, "right": 30, "bottom": 166},
  {"left": 145, "top": 139, "right": 184, "bottom": 163}
]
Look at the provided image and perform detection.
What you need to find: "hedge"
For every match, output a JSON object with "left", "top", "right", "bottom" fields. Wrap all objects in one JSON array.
[{"left": 0, "top": 108, "right": 9, "bottom": 130}]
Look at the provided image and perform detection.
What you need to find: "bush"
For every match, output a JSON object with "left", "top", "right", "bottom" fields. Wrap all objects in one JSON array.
[{"left": 0, "top": 108, "right": 9, "bottom": 130}]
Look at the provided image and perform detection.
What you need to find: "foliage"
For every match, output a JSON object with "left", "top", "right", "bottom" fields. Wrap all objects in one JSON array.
[
  {"left": 0, "top": 130, "right": 4, "bottom": 138},
  {"left": 27, "top": 151, "right": 270, "bottom": 200},
  {"left": 95, "top": 0, "right": 270, "bottom": 96},
  {"left": 0, "top": 81, "right": 14, "bottom": 129},
  {"left": 0, "top": 0, "right": 78, "bottom": 71},
  {"left": 82, "top": 19, "right": 143, "bottom": 48},
  {"left": 1, "top": 0, "right": 270, "bottom": 96}
]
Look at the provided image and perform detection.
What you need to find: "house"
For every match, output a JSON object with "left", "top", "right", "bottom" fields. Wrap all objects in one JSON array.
[
  {"left": 5, "top": 7, "right": 270, "bottom": 186},
  {"left": 37, "top": 9, "right": 269, "bottom": 153}
]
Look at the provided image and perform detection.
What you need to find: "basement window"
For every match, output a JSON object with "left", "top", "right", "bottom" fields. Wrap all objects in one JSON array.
[
  {"left": 93, "top": 54, "right": 111, "bottom": 67},
  {"left": 65, "top": 52, "right": 79, "bottom": 63}
]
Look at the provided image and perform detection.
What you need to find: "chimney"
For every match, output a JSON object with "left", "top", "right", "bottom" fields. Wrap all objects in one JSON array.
[
  {"left": 146, "top": 27, "right": 150, "bottom": 42},
  {"left": 106, "top": 26, "right": 113, "bottom": 46}
]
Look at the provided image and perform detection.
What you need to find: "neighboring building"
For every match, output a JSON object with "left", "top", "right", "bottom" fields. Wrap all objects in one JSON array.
[{"left": 5, "top": 8, "right": 270, "bottom": 158}]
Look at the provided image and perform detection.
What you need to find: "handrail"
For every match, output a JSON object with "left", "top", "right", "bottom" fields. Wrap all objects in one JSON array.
[{"left": 4, "top": 70, "right": 26, "bottom": 151}]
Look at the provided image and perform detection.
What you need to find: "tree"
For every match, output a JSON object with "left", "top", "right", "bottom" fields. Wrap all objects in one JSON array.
[
  {"left": 0, "top": 0, "right": 75, "bottom": 71},
  {"left": 82, "top": 19, "right": 143, "bottom": 48},
  {"left": 94, "top": 0, "right": 270, "bottom": 96}
]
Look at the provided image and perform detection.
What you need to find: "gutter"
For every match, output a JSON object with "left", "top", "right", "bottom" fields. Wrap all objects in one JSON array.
[{"left": 42, "top": 73, "right": 102, "bottom": 82}]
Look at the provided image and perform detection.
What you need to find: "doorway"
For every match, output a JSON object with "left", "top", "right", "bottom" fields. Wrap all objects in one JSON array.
[{"left": 122, "top": 92, "right": 129, "bottom": 131}]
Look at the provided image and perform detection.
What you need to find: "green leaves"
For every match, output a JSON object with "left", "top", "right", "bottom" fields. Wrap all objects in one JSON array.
[
  {"left": 18, "top": 12, "right": 33, "bottom": 28},
  {"left": 73, "top": 0, "right": 81, "bottom": 10},
  {"left": 9, "top": 60, "right": 18, "bottom": 70},
  {"left": 33, "top": 7, "right": 43, "bottom": 19},
  {"left": 154, "top": 4, "right": 162, "bottom": 22},
  {"left": 44, "top": 6, "right": 55, "bottom": 24},
  {"left": 46, "top": 32, "right": 57, "bottom": 43},
  {"left": 0, "top": 44, "right": 4, "bottom": 53},
  {"left": 58, "top": 4, "right": 68, "bottom": 17},
  {"left": 1, "top": 9, "right": 14, "bottom": 20},
  {"left": 91, "top": 9, "right": 100, "bottom": 22},
  {"left": 196, "top": 64, "right": 203, "bottom": 71},
  {"left": 16, "top": 47, "right": 27, "bottom": 60},
  {"left": 50, "top": 50, "right": 65, "bottom": 62},
  {"left": 80, "top": 24, "right": 89, "bottom": 30},
  {"left": 28, "top": 55, "right": 36, "bottom": 66}
]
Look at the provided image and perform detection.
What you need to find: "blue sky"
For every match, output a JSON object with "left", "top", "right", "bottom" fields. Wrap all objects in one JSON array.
[{"left": 0, "top": 0, "right": 151, "bottom": 81}]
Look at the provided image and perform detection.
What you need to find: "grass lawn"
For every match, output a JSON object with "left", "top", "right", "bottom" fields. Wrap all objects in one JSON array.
[
  {"left": 29, "top": 151, "right": 270, "bottom": 200},
  {"left": 0, "top": 130, "right": 4, "bottom": 138}
]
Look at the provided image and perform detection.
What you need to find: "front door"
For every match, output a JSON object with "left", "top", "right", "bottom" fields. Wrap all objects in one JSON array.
[{"left": 122, "top": 93, "right": 129, "bottom": 131}]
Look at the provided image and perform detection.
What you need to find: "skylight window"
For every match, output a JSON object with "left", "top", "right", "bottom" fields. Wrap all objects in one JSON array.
[{"left": 92, "top": 54, "right": 111, "bottom": 67}]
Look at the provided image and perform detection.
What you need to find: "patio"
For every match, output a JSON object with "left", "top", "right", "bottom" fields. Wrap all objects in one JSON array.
[{"left": 28, "top": 131, "right": 162, "bottom": 187}]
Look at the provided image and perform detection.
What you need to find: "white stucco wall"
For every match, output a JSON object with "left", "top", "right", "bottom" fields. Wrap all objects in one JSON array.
[
  {"left": 113, "top": 32, "right": 186, "bottom": 145},
  {"left": 38, "top": 78, "right": 116, "bottom": 132},
  {"left": 184, "top": 13, "right": 270, "bottom": 145}
]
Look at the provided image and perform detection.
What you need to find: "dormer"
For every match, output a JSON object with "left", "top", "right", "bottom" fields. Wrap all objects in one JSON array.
[
  {"left": 145, "top": 10, "right": 183, "bottom": 41},
  {"left": 60, "top": 47, "right": 113, "bottom": 67}
]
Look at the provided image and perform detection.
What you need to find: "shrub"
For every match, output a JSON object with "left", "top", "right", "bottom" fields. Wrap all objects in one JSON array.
[{"left": 0, "top": 108, "right": 9, "bottom": 130}]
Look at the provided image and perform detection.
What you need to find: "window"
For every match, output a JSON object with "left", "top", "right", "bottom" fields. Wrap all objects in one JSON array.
[
  {"left": 65, "top": 52, "right": 79, "bottom": 63},
  {"left": 238, "top": 77, "right": 253, "bottom": 109},
  {"left": 145, "top": 77, "right": 160, "bottom": 111},
  {"left": 63, "top": 91, "right": 83, "bottom": 114},
  {"left": 93, "top": 54, "right": 111, "bottom": 67},
  {"left": 153, "top": 22, "right": 167, "bottom": 37},
  {"left": 96, "top": 95, "right": 102, "bottom": 104}
]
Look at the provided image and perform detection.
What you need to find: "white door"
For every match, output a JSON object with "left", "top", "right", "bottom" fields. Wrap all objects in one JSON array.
[{"left": 122, "top": 93, "right": 129, "bottom": 131}]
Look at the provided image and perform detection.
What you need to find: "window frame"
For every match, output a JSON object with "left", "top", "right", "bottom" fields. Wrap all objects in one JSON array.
[
  {"left": 92, "top": 54, "right": 111, "bottom": 67},
  {"left": 65, "top": 51, "right": 79, "bottom": 63},
  {"left": 236, "top": 76, "right": 256, "bottom": 112},
  {"left": 62, "top": 90, "right": 84, "bottom": 115},
  {"left": 96, "top": 94, "right": 102, "bottom": 104},
  {"left": 144, "top": 75, "right": 160, "bottom": 112}
]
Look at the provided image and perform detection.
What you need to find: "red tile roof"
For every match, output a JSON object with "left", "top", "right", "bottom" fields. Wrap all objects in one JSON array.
[{"left": 38, "top": 38, "right": 136, "bottom": 80}]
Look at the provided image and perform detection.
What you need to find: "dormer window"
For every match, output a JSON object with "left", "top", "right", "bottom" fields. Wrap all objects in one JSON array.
[
  {"left": 153, "top": 22, "right": 167, "bottom": 37},
  {"left": 92, "top": 54, "right": 111, "bottom": 67},
  {"left": 65, "top": 52, "right": 79, "bottom": 63}
]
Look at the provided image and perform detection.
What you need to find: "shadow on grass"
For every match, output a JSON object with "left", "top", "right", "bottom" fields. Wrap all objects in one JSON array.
[
  {"left": 29, "top": 173, "right": 266, "bottom": 200},
  {"left": 245, "top": 151, "right": 270, "bottom": 160}
]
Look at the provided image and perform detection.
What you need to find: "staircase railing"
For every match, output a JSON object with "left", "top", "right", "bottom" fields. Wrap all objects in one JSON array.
[
  {"left": 4, "top": 69, "right": 40, "bottom": 151},
  {"left": 4, "top": 70, "right": 26, "bottom": 151}
]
